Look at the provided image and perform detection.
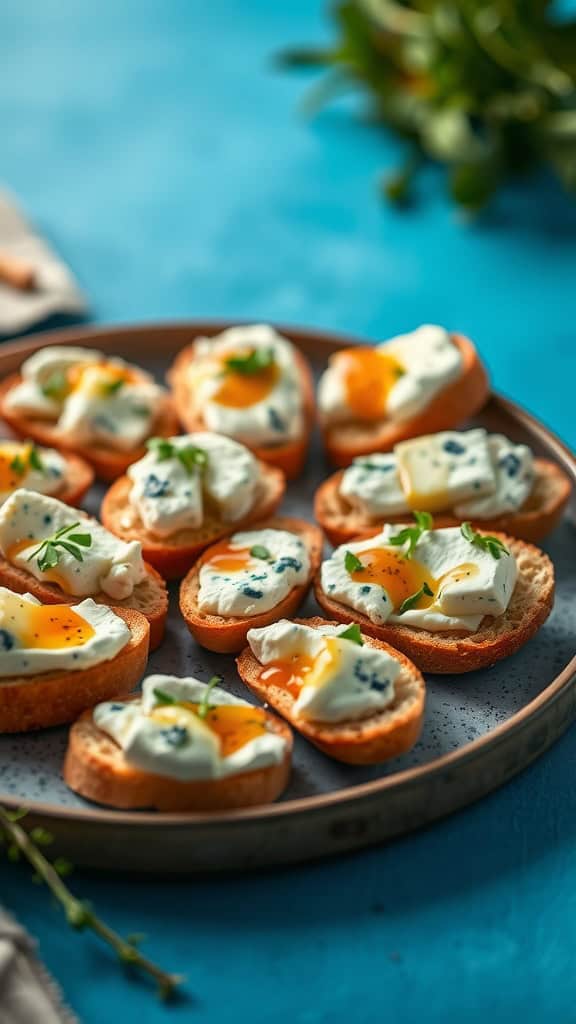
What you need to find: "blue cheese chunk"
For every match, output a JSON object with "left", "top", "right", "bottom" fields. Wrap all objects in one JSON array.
[{"left": 455, "top": 435, "right": 534, "bottom": 519}]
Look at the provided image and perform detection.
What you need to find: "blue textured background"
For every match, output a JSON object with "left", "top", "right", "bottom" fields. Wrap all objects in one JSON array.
[{"left": 1, "top": 2, "right": 576, "bottom": 1021}]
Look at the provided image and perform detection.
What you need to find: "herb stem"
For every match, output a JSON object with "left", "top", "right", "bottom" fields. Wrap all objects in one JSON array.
[{"left": 0, "top": 806, "right": 184, "bottom": 1001}]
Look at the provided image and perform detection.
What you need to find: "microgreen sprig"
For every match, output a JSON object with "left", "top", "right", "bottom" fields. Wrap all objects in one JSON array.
[
  {"left": 398, "top": 581, "right": 434, "bottom": 615},
  {"left": 345, "top": 549, "right": 364, "bottom": 573},
  {"left": 101, "top": 377, "right": 125, "bottom": 397},
  {"left": 389, "top": 511, "right": 433, "bottom": 560},
  {"left": 250, "top": 544, "right": 272, "bottom": 561},
  {"left": 225, "top": 348, "right": 274, "bottom": 375},
  {"left": 146, "top": 437, "right": 208, "bottom": 476},
  {"left": 0, "top": 806, "right": 184, "bottom": 1001},
  {"left": 27, "top": 521, "right": 92, "bottom": 573},
  {"left": 461, "top": 522, "right": 510, "bottom": 561},
  {"left": 41, "top": 369, "right": 69, "bottom": 401},
  {"left": 197, "top": 675, "right": 222, "bottom": 719},
  {"left": 10, "top": 444, "right": 45, "bottom": 477},
  {"left": 339, "top": 623, "right": 364, "bottom": 646}
]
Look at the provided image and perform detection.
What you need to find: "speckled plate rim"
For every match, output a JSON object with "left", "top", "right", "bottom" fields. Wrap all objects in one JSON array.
[{"left": 0, "top": 320, "right": 574, "bottom": 871}]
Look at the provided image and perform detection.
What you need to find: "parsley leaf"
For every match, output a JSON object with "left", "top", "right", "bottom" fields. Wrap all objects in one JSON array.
[
  {"left": 460, "top": 522, "right": 510, "bottom": 561},
  {"left": 250, "top": 544, "right": 271, "bottom": 560},
  {"left": 398, "top": 581, "right": 434, "bottom": 615},
  {"left": 41, "top": 369, "right": 69, "bottom": 401},
  {"left": 146, "top": 437, "right": 208, "bottom": 476},
  {"left": 28, "top": 445, "right": 44, "bottom": 473},
  {"left": 225, "top": 348, "right": 274, "bottom": 375},
  {"left": 197, "top": 676, "right": 222, "bottom": 719},
  {"left": 27, "top": 521, "right": 92, "bottom": 574},
  {"left": 345, "top": 549, "right": 364, "bottom": 573},
  {"left": 389, "top": 510, "right": 433, "bottom": 560},
  {"left": 338, "top": 623, "right": 364, "bottom": 646}
]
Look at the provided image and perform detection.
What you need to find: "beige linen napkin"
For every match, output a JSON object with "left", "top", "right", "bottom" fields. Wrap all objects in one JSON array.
[
  {"left": 0, "top": 906, "right": 78, "bottom": 1023},
  {"left": 0, "top": 191, "right": 88, "bottom": 337}
]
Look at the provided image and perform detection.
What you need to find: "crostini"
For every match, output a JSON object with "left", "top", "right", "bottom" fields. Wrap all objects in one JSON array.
[
  {"left": 0, "top": 439, "right": 94, "bottom": 508},
  {"left": 0, "top": 488, "right": 168, "bottom": 650},
  {"left": 314, "top": 514, "right": 554, "bottom": 674},
  {"left": 168, "top": 324, "right": 314, "bottom": 479},
  {"left": 0, "top": 588, "right": 149, "bottom": 733},
  {"left": 315, "top": 428, "right": 572, "bottom": 545},
  {"left": 0, "top": 345, "right": 179, "bottom": 481},
  {"left": 179, "top": 517, "right": 324, "bottom": 653},
  {"left": 318, "top": 325, "right": 489, "bottom": 467},
  {"left": 237, "top": 617, "right": 425, "bottom": 765},
  {"left": 100, "top": 432, "right": 286, "bottom": 580},
  {"left": 64, "top": 674, "right": 293, "bottom": 811}
]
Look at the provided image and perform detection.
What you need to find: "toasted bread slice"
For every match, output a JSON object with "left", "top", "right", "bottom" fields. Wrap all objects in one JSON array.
[
  {"left": 0, "top": 373, "right": 180, "bottom": 482},
  {"left": 100, "top": 462, "right": 287, "bottom": 580},
  {"left": 63, "top": 703, "right": 293, "bottom": 811},
  {"left": 0, "top": 556, "right": 168, "bottom": 651},
  {"left": 322, "top": 334, "right": 490, "bottom": 467},
  {"left": 315, "top": 458, "right": 572, "bottom": 546},
  {"left": 0, "top": 608, "right": 149, "bottom": 733},
  {"left": 52, "top": 452, "right": 95, "bottom": 507},
  {"left": 236, "top": 616, "right": 425, "bottom": 765},
  {"left": 168, "top": 344, "right": 315, "bottom": 480},
  {"left": 314, "top": 535, "right": 554, "bottom": 674},
  {"left": 179, "top": 517, "right": 324, "bottom": 653}
]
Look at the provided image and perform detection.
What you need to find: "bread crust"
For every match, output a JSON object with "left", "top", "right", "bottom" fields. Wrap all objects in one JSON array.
[
  {"left": 236, "top": 616, "right": 426, "bottom": 764},
  {"left": 314, "top": 535, "right": 555, "bottom": 674},
  {"left": 179, "top": 517, "right": 324, "bottom": 653},
  {"left": 100, "top": 462, "right": 287, "bottom": 580},
  {"left": 0, "top": 553, "right": 168, "bottom": 651},
  {"left": 0, "top": 373, "right": 180, "bottom": 482},
  {"left": 0, "top": 608, "right": 149, "bottom": 733},
  {"left": 314, "top": 458, "right": 572, "bottom": 546},
  {"left": 168, "top": 344, "right": 315, "bottom": 480},
  {"left": 321, "top": 334, "right": 490, "bottom": 467},
  {"left": 63, "top": 704, "right": 293, "bottom": 811}
]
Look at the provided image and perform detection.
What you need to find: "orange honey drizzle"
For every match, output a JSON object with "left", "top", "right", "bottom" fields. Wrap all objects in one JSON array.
[
  {"left": 350, "top": 547, "right": 479, "bottom": 612},
  {"left": 213, "top": 350, "right": 280, "bottom": 408},
  {"left": 335, "top": 346, "right": 404, "bottom": 421},
  {"left": 260, "top": 651, "right": 317, "bottom": 699},
  {"left": 4, "top": 600, "right": 95, "bottom": 649},
  {"left": 204, "top": 540, "right": 253, "bottom": 573}
]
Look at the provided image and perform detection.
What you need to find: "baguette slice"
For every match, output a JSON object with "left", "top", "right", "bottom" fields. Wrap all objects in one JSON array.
[
  {"left": 314, "top": 535, "right": 554, "bottom": 674},
  {"left": 168, "top": 344, "right": 315, "bottom": 480},
  {"left": 0, "top": 373, "right": 180, "bottom": 482},
  {"left": 64, "top": 703, "right": 293, "bottom": 811},
  {"left": 322, "top": 334, "right": 490, "bottom": 467},
  {"left": 100, "top": 462, "right": 286, "bottom": 580},
  {"left": 179, "top": 517, "right": 324, "bottom": 653},
  {"left": 0, "top": 556, "right": 168, "bottom": 651},
  {"left": 237, "top": 616, "right": 425, "bottom": 765},
  {"left": 0, "top": 608, "right": 149, "bottom": 733},
  {"left": 315, "top": 458, "right": 572, "bottom": 546},
  {"left": 50, "top": 452, "right": 95, "bottom": 507}
]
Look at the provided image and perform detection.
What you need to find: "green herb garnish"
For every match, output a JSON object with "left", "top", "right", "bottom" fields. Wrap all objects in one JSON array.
[
  {"left": 250, "top": 544, "right": 271, "bottom": 560},
  {"left": 339, "top": 623, "right": 364, "bottom": 646},
  {"left": 460, "top": 521, "right": 510, "bottom": 561},
  {"left": 41, "top": 369, "right": 69, "bottom": 401},
  {"left": 146, "top": 437, "right": 208, "bottom": 476},
  {"left": 279, "top": 2, "right": 576, "bottom": 211},
  {"left": 398, "top": 581, "right": 434, "bottom": 615},
  {"left": 10, "top": 444, "right": 45, "bottom": 477},
  {"left": 9, "top": 455, "right": 26, "bottom": 476},
  {"left": 225, "top": 348, "right": 274, "bottom": 375},
  {"left": 197, "top": 675, "right": 222, "bottom": 719},
  {"left": 389, "top": 511, "right": 433, "bottom": 560},
  {"left": 101, "top": 377, "right": 125, "bottom": 397},
  {"left": 152, "top": 687, "right": 177, "bottom": 706},
  {"left": 27, "top": 521, "right": 92, "bottom": 573},
  {"left": 345, "top": 549, "right": 364, "bottom": 573}
]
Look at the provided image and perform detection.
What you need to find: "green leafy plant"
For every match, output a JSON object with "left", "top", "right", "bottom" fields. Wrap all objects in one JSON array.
[
  {"left": 147, "top": 437, "right": 208, "bottom": 475},
  {"left": 27, "top": 522, "right": 92, "bottom": 573},
  {"left": 152, "top": 675, "right": 223, "bottom": 719},
  {"left": 398, "top": 580, "right": 434, "bottom": 613},
  {"left": 41, "top": 369, "right": 69, "bottom": 401},
  {"left": 225, "top": 348, "right": 275, "bottom": 375},
  {"left": 250, "top": 544, "right": 272, "bottom": 560},
  {"left": 339, "top": 622, "right": 364, "bottom": 644},
  {"left": 101, "top": 377, "right": 125, "bottom": 397},
  {"left": 389, "top": 510, "right": 433, "bottom": 558},
  {"left": 345, "top": 549, "right": 364, "bottom": 572},
  {"left": 0, "top": 806, "right": 183, "bottom": 1001},
  {"left": 279, "top": 0, "right": 576, "bottom": 209},
  {"left": 460, "top": 520, "right": 509, "bottom": 559},
  {"left": 10, "top": 445, "right": 45, "bottom": 477}
]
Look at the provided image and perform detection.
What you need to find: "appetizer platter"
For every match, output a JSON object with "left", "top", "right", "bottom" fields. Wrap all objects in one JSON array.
[{"left": 0, "top": 320, "right": 574, "bottom": 873}]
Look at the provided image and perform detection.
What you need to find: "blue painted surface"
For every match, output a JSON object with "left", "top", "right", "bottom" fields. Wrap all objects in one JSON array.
[{"left": 1, "top": 1, "right": 576, "bottom": 1021}]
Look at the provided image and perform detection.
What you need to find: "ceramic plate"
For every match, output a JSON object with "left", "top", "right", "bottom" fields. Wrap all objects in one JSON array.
[{"left": 0, "top": 322, "right": 574, "bottom": 873}]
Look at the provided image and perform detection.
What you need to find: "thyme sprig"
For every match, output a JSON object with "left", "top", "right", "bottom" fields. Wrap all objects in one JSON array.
[
  {"left": 0, "top": 806, "right": 184, "bottom": 1001},
  {"left": 27, "top": 521, "right": 92, "bottom": 573},
  {"left": 279, "top": 0, "right": 576, "bottom": 210}
]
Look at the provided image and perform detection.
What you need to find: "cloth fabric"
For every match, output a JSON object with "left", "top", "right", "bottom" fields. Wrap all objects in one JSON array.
[
  {"left": 0, "top": 906, "right": 78, "bottom": 1023},
  {"left": 0, "top": 191, "right": 87, "bottom": 337}
]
